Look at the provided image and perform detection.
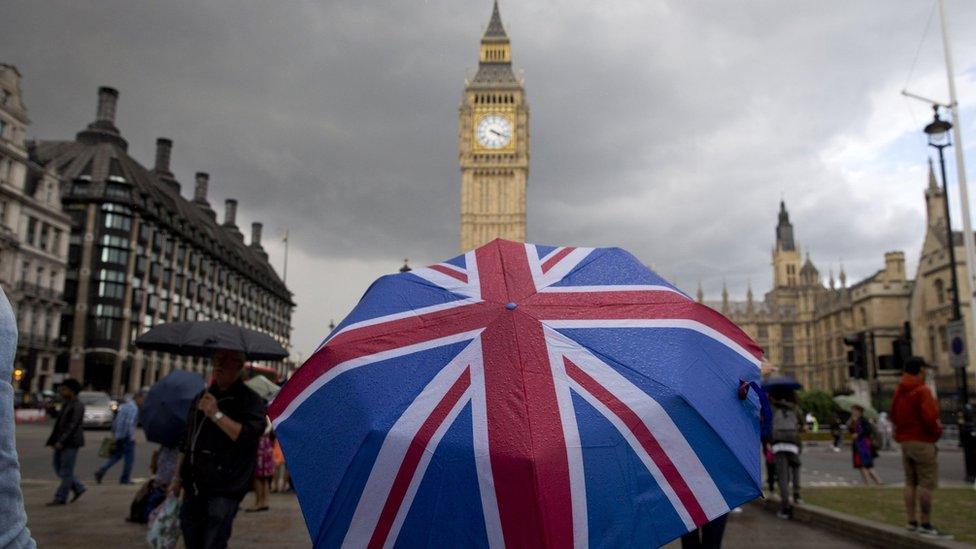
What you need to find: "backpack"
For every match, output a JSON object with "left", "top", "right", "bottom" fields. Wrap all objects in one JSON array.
[{"left": 771, "top": 406, "right": 800, "bottom": 444}]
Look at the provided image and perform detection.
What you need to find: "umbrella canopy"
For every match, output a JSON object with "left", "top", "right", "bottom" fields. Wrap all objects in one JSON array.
[
  {"left": 761, "top": 375, "right": 802, "bottom": 391},
  {"left": 134, "top": 321, "right": 288, "bottom": 361},
  {"left": 834, "top": 394, "right": 878, "bottom": 419},
  {"left": 270, "top": 239, "right": 765, "bottom": 547},
  {"left": 246, "top": 375, "right": 281, "bottom": 401},
  {"left": 139, "top": 370, "right": 206, "bottom": 447}
]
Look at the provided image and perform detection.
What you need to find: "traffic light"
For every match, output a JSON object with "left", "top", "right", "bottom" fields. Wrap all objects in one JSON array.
[
  {"left": 844, "top": 332, "right": 868, "bottom": 379},
  {"left": 12, "top": 368, "right": 24, "bottom": 382}
]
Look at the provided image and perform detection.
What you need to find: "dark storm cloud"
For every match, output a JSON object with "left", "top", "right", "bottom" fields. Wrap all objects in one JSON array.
[{"left": 3, "top": 0, "right": 976, "bottom": 353}]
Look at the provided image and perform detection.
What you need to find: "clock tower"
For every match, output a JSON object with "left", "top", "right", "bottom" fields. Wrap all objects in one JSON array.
[{"left": 459, "top": 1, "right": 529, "bottom": 251}]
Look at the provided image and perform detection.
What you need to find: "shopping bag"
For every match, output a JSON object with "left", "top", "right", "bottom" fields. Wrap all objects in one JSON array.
[
  {"left": 146, "top": 496, "right": 181, "bottom": 549},
  {"left": 97, "top": 437, "right": 115, "bottom": 458}
]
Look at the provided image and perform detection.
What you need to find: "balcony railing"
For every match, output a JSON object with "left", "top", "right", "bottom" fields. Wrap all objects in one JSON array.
[
  {"left": 16, "top": 281, "right": 65, "bottom": 303},
  {"left": 16, "top": 333, "right": 63, "bottom": 351}
]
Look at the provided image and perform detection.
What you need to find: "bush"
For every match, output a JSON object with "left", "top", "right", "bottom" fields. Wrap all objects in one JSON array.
[{"left": 797, "top": 389, "right": 839, "bottom": 424}]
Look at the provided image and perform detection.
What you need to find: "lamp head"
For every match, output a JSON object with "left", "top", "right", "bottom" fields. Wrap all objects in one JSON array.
[{"left": 924, "top": 106, "right": 952, "bottom": 147}]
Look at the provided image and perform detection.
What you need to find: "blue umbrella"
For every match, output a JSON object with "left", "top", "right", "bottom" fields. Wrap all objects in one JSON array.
[
  {"left": 140, "top": 370, "right": 206, "bottom": 447},
  {"left": 762, "top": 375, "right": 802, "bottom": 391}
]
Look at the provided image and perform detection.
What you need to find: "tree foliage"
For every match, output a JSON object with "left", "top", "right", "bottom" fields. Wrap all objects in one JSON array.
[{"left": 797, "top": 389, "right": 838, "bottom": 422}]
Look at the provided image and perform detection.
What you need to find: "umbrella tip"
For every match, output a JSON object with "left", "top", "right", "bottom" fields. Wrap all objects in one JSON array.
[{"left": 505, "top": 302, "right": 518, "bottom": 310}]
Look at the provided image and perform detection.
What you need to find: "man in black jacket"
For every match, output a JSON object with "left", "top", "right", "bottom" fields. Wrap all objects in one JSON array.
[
  {"left": 45, "top": 378, "right": 86, "bottom": 505},
  {"left": 170, "top": 349, "right": 266, "bottom": 549}
]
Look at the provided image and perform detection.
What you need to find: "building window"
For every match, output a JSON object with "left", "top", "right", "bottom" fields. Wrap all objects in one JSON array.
[
  {"left": 101, "top": 203, "right": 132, "bottom": 231},
  {"left": 934, "top": 279, "right": 945, "bottom": 305},
  {"left": 783, "top": 346, "right": 795, "bottom": 364},
  {"left": 96, "top": 269, "right": 126, "bottom": 300},
  {"left": 938, "top": 325, "right": 948, "bottom": 353},
  {"left": 105, "top": 183, "right": 130, "bottom": 200},
  {"left": 100, "top": 246, "right": 129, "bottom": 265},
  {"left": 782, "top": 325, "right": 793, "bottom": 341},
  {"left": 26, "top": 217, "right": 37, "bottom": 245}
]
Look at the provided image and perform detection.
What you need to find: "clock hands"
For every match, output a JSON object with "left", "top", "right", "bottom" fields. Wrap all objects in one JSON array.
[{"left": 489, "top": 129, "right": 510, "bottom": 138}]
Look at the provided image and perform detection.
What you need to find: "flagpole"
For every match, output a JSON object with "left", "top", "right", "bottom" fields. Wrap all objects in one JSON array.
[{"left": 283, "top": 229, "right": 289, "bottom": 284}]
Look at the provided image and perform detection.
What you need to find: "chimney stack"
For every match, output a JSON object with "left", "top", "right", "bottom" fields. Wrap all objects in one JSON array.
[
  {"left": 96, "top": 86, "right": 119, "bottom": 124},
  {"left": 250, "top": 222, "right": 263, "bottom": 248},
  {"left": 223, "top": 199, "right": 238, "bottom": 227},
  {"left": 154, "top": 138, "right": 173, "bottom": 174},
  {"left": 193, "top": 172, "right": 209, "bottom": 204}
]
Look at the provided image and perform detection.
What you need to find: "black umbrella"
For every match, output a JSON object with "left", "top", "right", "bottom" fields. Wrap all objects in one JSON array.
[
  {"left": 134, "top": 321, "right": 289, "bottom": 361},
  {"left": 140, "top": 370, "right": 206, "bottom": 447},
  {"left": 761, "top": 375, "right": 802, "bottom": 391}
]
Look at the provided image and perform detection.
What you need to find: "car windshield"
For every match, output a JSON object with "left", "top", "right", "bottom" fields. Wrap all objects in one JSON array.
[{"left": 78, "top": 392, "right": 111, "bottom": 406}]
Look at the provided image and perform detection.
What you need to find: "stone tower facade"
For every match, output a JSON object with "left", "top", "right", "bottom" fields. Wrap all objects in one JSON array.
[{"left": 459, "top": 1, "right": 529, "bottom": 251}]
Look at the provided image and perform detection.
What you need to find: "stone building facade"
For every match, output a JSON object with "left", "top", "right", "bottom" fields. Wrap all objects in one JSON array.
[
  {"left": 908, "top": 162, "right": 976, "bottom": 404},
  {"left": 703, "top": 201, "right": 913, "bottom": 396},
  {"left": 0, "top": 64, "right": 71, "bottom": 394},
  {"left": 30, "top": 86, "right": 293, "bottom": 395},
  {"left": 459, "top": 1, "right": 529, "bottom": 251}
]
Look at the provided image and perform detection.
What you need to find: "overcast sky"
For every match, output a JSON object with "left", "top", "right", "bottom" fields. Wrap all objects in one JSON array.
[{"left": 4, "top": 1, "right": 976, "bottom": 359}]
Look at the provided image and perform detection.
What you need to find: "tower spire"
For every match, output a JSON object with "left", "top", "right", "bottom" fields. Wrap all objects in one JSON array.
[
  {"left": 775, "top": 200, "right": 796, "bottom": 251},
  {"left": 928, "top": 157, "right": 940, "bottom": 192},
  {"left": 485, "top": 0, "right": 508, "bottom": 39}
]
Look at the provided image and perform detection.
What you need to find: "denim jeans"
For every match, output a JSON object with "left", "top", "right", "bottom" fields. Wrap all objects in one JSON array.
[
  {"left": 53, "top": 447, "right": 85, "bottom": 502},
  {"left": 180, "top": 491, "right": 241, "bottom": 549},
  {"left": 0, "top": 287, "right": 35, "bottom": 546},
  {"left": 96, "top": 438, "right": 135, "bottom": 483}
]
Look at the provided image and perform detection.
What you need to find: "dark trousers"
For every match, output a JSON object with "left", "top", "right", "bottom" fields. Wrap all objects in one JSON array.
[
  {"left": 53, "top": 447, "right": 85, "bottom": 502},
  {"left": 180, "top": 491, "right": 241, "bottom": 549},
  {"left": 680, "top": 514, "right": 729, "bottom": 549},
  {"left": 96, "top": 438, "right": 135, "bottom": 483},
  {"left": 775, "top": 451, "right": 801, "bottom": 512}
]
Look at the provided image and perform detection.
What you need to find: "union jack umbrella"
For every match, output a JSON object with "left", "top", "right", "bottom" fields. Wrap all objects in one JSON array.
[{"left": 270, "top": 239, "right": 766, "bottom": 548}]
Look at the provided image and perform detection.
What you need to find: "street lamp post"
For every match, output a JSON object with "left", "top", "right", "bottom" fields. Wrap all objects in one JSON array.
[
  {"left": 925, "top": 105, "right": 975, "bottom": 482},
  {"left": 926, "top": 106, "right": 963, "bottom": 323}
]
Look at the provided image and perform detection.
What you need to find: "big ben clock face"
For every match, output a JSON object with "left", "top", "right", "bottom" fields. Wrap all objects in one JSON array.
[{"left": 476, "top": 114, "right": 513, "bottom": 149}]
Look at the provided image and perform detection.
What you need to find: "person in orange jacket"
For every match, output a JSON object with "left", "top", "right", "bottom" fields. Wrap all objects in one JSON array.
[{"left": 889, "top": 357, "right": 951, "bottom": 539}]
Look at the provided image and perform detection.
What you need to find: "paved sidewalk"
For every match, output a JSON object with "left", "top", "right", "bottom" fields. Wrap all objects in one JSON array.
[
  {"left": 22, "top": 478, "right": 869, "bottom": 548},
  {"left": 22, "top": 480, "right": 311, "bottom": 548}
]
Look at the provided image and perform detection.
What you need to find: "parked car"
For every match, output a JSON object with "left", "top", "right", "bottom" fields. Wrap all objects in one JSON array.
[{"left": 78, "top": 391, "right": 115, "bottom": 429}]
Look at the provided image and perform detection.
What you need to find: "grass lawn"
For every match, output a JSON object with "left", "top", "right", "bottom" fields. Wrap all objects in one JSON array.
[{"left": 804, "top": 486, "right": 976, "bottom": 544}]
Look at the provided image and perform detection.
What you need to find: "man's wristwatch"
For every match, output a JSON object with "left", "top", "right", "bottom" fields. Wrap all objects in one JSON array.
[{"left": 212, "top": 411, "right": 225, "bottom": 422}]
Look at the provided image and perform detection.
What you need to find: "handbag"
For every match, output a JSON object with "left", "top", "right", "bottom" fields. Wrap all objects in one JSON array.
[
  {"left": 98, "top": 436, "right": 116, "bottom": 458},
  {"left": 147, "top": 496, "right": 182, "bottom": 549}
]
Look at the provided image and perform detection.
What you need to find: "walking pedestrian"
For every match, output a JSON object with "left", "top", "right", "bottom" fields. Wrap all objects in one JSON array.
[
  {"left": 829, "top": 415, "right": 843, "bottom": 452},
  {"left": 890, "top": 357, "right": 952, "bottom": 539},
  {"left": 95, "top": 391, "right": 145, "bottom": 484},
  {"left": 769, "top": 392, "right": 803, "bottom": 519},
  {"left": 763, "top": 441, "right": 776, "bottom": 494},
  {"left": 0, "top": 286, "right": 36, "bottom": 547},
  {"left": 44, "top": 378, "right": 86, "bottom": 506},
  {"left": 680, "top": 513, "right": 729, "bottom": 549},
  {"left": 271, "top": 434, "right": 288, "bottom": 493},
  {"left": 877, "top": 411, "right": 893, "bottom": 451},
  {"left": 246, "top": 422, "right": 274, "bottom": 513},
  {"left": 848, "top": 405, "right": 882, "bottom": 485},
  {"left": 169, "top": 349, "right": 266, "bottom": 549}
]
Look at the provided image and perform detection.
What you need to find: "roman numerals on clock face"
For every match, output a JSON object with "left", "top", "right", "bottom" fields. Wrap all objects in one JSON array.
[{"left": 476, "top": 114, "right": 513, "bottom": 149}]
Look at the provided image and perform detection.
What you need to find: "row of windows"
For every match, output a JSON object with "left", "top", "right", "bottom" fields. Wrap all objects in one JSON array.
[
  {"left": 474, "top": 93, "right": 515, "bottom": 105},
  {"left": 25, "top": 216, "right": 64, "bottom": 255}
]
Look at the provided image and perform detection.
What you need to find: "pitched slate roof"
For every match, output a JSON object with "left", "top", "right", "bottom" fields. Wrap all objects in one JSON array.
[{"left": 30, "top": 117, "right": 292, "bottom": 304}]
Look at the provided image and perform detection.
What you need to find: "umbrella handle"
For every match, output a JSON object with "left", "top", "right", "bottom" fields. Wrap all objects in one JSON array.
[{"left": 739, "top": 380, "right": 773, "bottom": 440}]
